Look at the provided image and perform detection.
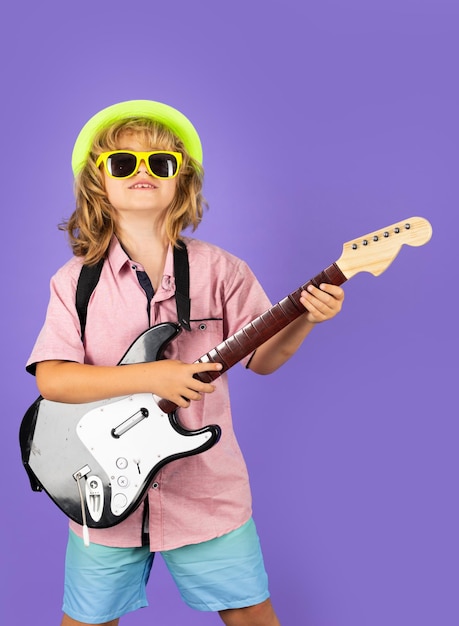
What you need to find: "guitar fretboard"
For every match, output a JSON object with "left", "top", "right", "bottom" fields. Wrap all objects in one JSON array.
[{"left": 158, "top": 262, "right": 346, "bottom": 414}]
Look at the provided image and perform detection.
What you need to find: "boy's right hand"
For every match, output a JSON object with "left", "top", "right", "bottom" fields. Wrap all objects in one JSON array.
[{"left": 145, "top": 360, "right": 223, "bottom": 408}]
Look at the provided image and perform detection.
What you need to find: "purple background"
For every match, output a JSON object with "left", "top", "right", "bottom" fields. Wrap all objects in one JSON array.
[{"left": 2, "top": 1, "right": 457, "bottom": 624}]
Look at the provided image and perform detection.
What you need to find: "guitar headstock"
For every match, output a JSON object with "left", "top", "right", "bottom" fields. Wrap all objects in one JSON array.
[{"left": 336, "top": 217, "right": 432, "bottom": 279}]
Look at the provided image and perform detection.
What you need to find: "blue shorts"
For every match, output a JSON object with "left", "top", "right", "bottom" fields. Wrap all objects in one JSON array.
[{"left": 63, "top": 518, "right": 269, "bottom": 622}]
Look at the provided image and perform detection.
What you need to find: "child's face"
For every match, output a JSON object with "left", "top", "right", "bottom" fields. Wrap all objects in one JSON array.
[{"left": 101, "top": 131, "right": 178, "bottom": 221}]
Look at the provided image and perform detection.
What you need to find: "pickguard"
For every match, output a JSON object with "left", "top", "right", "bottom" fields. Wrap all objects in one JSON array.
[{"left": 76, "top": 393, "right": 213, "bottom": 518}]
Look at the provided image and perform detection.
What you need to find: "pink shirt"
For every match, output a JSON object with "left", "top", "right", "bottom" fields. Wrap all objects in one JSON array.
[{"left": 27, "top": 236, "right": 272, "bottom": 550}]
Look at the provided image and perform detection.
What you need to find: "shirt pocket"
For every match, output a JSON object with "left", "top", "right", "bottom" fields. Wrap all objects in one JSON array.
[{"left": 168, "top": 318, "right": 225, "bottom": 363}]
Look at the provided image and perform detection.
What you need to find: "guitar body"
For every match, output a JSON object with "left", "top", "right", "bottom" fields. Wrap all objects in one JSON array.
[{"left": 20, "top": 322, "right": 221, "bottom": 528}]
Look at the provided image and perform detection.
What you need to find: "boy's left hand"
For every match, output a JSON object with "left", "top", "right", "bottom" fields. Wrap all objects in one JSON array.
[{"left": 300, "top": 283, "right": 345, "bottom": 324}]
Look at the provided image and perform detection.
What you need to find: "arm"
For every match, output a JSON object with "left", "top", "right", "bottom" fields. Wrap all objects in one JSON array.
[
  {"left": 248, "top": 283, "right": 344, "bottom": 375},
  {"left": 36, "top": 359, "right": 223, "bottom": 407}
]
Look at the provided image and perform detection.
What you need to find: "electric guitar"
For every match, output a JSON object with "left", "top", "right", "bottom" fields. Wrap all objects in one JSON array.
[{"left": 20, "top": 217, "right": 432, "bottom": 533}]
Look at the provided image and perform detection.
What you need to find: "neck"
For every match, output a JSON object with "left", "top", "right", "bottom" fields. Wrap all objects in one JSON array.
[
  {"left": 116, "top": 216, "right": 169, "bottom": 291},
  {"left": 117, "top": 212, "right": 168, "bottom": 253}
]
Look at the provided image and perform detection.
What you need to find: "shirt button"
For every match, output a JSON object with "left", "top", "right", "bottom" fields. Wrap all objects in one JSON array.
[{"left": 152, "top": 482, "right": 159, "bottom": 489}]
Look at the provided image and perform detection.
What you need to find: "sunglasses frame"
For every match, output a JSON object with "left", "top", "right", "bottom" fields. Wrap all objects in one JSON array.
[{"left": 96, "top": 150, "right": 183, "bottom": 180}]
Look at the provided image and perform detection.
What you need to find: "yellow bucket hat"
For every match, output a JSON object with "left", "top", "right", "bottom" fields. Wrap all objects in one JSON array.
[{"left": 71, "top": 99, "right": 203, "bottom": 176}]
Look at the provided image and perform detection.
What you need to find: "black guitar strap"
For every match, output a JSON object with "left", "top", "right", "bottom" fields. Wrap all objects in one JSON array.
[
  {"left": 173, "top": 241, "right": 191, "bottom": 331},
  {"left": 76, "top": 258, "right": 105, "bottom": 341},
  {"left": 76, "top": 240, "right": 191, "bottom": 340}
]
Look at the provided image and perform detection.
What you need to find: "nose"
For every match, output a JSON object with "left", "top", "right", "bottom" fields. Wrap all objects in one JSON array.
[{"left": 136, "top": 157, "right": 150, "bottom": 175}]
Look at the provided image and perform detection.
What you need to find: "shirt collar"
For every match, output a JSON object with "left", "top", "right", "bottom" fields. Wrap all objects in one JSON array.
[
  {"left": 106, "top": 236, "right": 131, "bottom": 275},
  {"left": 106, "top": 236, "right": 175, "bottom": 292}
]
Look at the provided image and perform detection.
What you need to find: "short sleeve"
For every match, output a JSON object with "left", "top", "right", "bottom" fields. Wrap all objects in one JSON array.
[{"left": 26, "top": 259, "right": 85, "bottom": 375}]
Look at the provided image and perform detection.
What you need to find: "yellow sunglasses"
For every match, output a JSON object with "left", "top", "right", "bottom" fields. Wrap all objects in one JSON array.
[{"left": 96, "top": 150, "right": 183, "bottom": 179}]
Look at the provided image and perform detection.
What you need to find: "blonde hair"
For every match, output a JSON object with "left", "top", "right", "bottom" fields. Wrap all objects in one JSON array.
[{"left": 60, "top": 118, "right": 206, "bottom": 264}]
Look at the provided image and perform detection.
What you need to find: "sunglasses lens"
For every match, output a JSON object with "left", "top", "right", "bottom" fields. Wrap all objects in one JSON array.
[
  {"left": 107, "top": 153, "right": 137, "bottom": 178},
  {"left": 148, "top": 153, "right": 179, "bottom": 178}
]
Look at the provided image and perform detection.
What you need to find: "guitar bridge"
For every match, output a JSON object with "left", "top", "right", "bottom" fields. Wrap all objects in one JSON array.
[
  {"left": 73, "top": 465, "right": 104, "bottom": 523},
  {"left": 85, "top": 475, "right": 104, "bottom": 522}
]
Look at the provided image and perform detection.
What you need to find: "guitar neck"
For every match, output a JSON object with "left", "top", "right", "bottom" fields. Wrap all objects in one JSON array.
[
  {"left": 158, "top": 216, "right": 433, "bottom": 414},
  {"left": 158, "top": 262, "right": 346, "bottom": 414}
]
